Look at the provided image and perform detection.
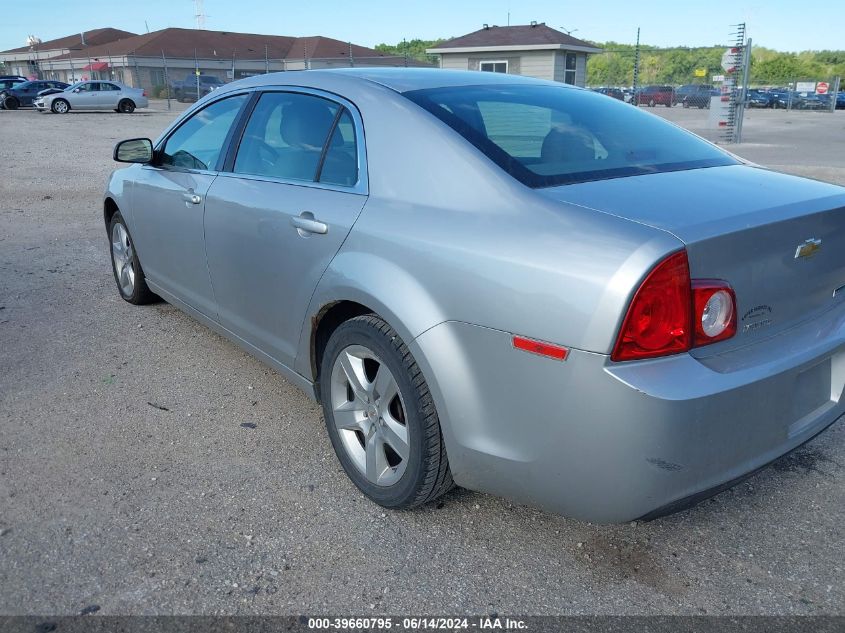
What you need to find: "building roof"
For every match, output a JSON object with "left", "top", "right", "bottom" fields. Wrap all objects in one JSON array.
[
  {"left": 1, "top": 28, "right": 137, "bottom": 53},
  {"left": 430, "top": 23, "right": 602, "bottom": 53},
  {"left": 35, "top": 28, "right": 391, "bottom": 62}
]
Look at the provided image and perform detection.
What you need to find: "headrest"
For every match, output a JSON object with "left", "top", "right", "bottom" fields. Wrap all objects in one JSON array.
[{"left": 280, "top": 101, "right": 336, "bottom": 149}]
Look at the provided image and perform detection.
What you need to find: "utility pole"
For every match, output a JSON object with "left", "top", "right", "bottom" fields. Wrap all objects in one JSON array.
[
  {"left": 194, "top": 48, "right": 200, "bottom": 101},
  {"left": 633, "top": 27, "right": 641, "bottom": 93},
  {"left": 736, "top": 37, "right": 751, "bottom": 143},
  {"left": 161, "top": 49, "right": 171, "bottom": 110}
]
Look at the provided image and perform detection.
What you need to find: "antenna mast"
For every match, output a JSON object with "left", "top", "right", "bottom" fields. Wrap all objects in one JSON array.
[{"left": 193, "top": 0, "right": 207, "bottom": 30}]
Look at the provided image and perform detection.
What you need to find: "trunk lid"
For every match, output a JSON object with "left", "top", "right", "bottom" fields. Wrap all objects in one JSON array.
[{"left": 539, "top": 164, "right": 845, "bottom": 352}]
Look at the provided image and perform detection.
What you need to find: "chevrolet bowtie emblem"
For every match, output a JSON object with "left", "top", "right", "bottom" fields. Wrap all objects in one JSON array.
[{"left": 795, "top": 238, "right": 822, "bottom": 259}]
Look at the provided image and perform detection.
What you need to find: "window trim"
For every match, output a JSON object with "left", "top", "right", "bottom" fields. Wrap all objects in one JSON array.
[
  {"left": 480, "top": 60, "right": 509, "bottom": 74},
  {"left": 219, "top": 87, "right": 368, "bottom": 196}
]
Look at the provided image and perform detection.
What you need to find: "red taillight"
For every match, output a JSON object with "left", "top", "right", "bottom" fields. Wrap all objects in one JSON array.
[
  {"left": 612, "top": 250, "right": 737, "bottom": 362},
  {"left": 142, "top": 89, "right": 148, "bottom": 97},
  {"left": 611, "top": 251, "right": 692, "bottom": 361}
]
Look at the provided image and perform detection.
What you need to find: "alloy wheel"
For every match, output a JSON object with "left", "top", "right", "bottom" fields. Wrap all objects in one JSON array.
[
  {"left": 111, "top": 222, "right": 135, "bottom": 296},
  {"left": 329, "top": 344, "right": 409, "bottom": 487}
]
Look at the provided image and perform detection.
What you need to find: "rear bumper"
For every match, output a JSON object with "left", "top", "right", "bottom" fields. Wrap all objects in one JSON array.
[{"left": 410, "top": 305, "right": 845, "bottom": 523}]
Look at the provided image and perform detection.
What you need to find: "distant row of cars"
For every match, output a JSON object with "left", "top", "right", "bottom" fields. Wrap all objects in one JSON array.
[
  {"left": 0, "top": 75, "right": 148, "bottom": 113},
  {"left": 748, "top": 88, "right": 845, "bottom": 110},
  {"left": 592, "top": 82, "right": 845, "bottom": 111},
  {"left": 592, "top": 85, "right": 718, "bottom": 108}
]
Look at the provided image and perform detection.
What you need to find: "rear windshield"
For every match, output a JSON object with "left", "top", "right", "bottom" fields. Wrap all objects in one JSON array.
[{"left": 403, "top": 84, "right": 736, "bottom": 188}]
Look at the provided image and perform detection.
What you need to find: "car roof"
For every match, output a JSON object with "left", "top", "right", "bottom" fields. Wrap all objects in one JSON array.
[{"left": 233, "top": 67, "right": 557, "bottom": 94}]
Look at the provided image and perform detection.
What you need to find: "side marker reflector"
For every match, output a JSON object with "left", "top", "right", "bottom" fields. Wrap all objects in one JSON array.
[{"left": 512, "top": 336, "right": 569, "bottom": 361}]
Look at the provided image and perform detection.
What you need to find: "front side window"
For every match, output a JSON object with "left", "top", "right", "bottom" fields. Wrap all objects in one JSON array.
[
  {"left": 404, "top": 84, "right": 737, "bottom": 188},
  {"left": 480, "top": 61, "right": 508, "bottom": 74},
  {"left": 160, "top": 94, "right": 248, "bottom": 171},
  {"left": 234, "top": 92, "right": 348, "bottom": 183}
]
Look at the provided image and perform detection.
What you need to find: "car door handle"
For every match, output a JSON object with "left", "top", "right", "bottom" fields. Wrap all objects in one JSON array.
[
  {"left": 290, "top": 213, "right": 328, "bottom": 235},
  {"left": 182, "top": 192, "right": 202, "bottom": 205}
]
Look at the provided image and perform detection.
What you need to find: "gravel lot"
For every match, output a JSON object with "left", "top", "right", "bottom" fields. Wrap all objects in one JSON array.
[{"left": 1, "top": 100, "right": 843, "bottom": 616}]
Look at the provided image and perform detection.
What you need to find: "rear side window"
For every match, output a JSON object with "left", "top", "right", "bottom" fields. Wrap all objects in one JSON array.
[
  {"left": 404, "top": 84, "right": 737, "bottom": 188},
  {"left": 161, "top": 94, "right": 248, "bottom": 171},
  {"left": 233, "top": 92, "right": 358, "bottom": 187},
  {"left": 318, "top": 109, "right": 358, "bottom": 187}
]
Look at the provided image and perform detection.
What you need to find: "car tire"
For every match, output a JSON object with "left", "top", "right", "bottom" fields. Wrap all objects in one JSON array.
[
  {"left": 109, "top": 211, "right": 158, "bottom": 305},
  {"left": 118, "top": 99, "right": 136, "bottom": 114},
  {"left": 320, "top": 314, "right": 454, "bottom": 509},
  {"left": 4, "top": 96, "right": 19, "bottom": 110},
  {"left": 51, "top": 99, "right": 69, "bottom": 114},
  {"left": 648, "top": 99, "right": 655, "bottom": 107}
]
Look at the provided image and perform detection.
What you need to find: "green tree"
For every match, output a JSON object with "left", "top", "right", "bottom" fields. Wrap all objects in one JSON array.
[{"left": 374, "top": 39, "right": 444, "bottom": 64}]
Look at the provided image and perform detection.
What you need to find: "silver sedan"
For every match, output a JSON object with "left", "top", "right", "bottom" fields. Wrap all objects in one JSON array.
[
  {"left": 35, "top": 80, "right": 148, "bottom": 113},
  {"left": 103, "top": 69, "right": 845, "bottom": 523}
]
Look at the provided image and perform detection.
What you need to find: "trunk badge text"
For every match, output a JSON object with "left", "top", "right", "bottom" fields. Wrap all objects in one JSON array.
[{"left": 794, "top": 238, "right": 822, "bottom": 259}]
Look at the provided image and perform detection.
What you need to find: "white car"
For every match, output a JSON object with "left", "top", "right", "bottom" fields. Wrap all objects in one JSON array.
[{"left": 35, "top": 80, "right": 148, "bottom": 114}]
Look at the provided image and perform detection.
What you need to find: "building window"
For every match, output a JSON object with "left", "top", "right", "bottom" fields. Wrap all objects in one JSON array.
[
  {"left": 480, "top": 60, "right": 508, "bottom": 73},
  {"left": 564, "top": 53, "right": 577, "bottom": 85}
]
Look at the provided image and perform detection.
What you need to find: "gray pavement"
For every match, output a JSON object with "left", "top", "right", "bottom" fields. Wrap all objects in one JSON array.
[{"left": 0, "top": 102, "right": 843, "bottom": 616}]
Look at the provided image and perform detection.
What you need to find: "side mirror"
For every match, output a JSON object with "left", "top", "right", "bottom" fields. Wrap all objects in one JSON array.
[
  {"left": 72, "top": 88, "right": 81, "bottom": 93},
  {"left": 114, "top": 138, "right": 154, "bottom": 164}
]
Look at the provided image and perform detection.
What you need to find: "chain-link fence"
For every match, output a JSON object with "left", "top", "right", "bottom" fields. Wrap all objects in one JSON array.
[
  {"left": 29, "top": 48, "right": 429, "bottom": 103},
  {"left": 586, "top": 25, "right": 843, "bottom": 144}
]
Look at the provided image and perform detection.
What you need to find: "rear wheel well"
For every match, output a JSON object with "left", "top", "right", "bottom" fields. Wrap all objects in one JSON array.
[
  {"left": 104, "top": 198, "right": 119, "bottom": 232},
  {"left": 312, "top": 301, "right": 374, "bottom": 395}
]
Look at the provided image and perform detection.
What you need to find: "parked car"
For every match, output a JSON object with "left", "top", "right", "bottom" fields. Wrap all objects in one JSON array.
[
  {"left": 679, "top": 84, "right": 713, "bottom": 109},
  {"left": 0, "top": 75, "right": 27, "bottom": 93},
  {"left": 104, "top": 69, "right": 845, "bottom": 523},
  {"left": 172, "top": 75, "right": 224, "bottom": 102},
  {"left": 836, "top": 92, "right": 845, "bottom": 110},
  {"left": 794, "top": 93, "right": 830, "bottom": 110},
  {"left": 636, "top": 85, "right": 674, "bottom": 107},
  {"left": 673, "top": 84, "right": 705, "bottom": 106},
  {"left": 746, "top": 89, "right": 774, "bottom": 108},
  {"left": 591, "top": 87, "right": 625, "bottom": 101},
  {"left": 34, "top": 81, "right": 148, "bottom": 113},
  {"left": 0, "top": 80, "right": 69, "bottom": 109},
  {"left": 771, "top": 90, "right": 799, "bottom": 109}
]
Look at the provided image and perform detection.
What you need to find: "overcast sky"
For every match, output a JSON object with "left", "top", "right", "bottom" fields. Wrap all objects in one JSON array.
[{"left": 1, "top": 0, "right": 838, "bottom": 52}]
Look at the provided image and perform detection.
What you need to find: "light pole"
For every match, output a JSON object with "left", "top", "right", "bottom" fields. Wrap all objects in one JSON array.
[{"left": 559, "top": 26, "right": 578, "bottom": 36}]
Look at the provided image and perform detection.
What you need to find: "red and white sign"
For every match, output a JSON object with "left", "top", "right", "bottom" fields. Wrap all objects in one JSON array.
[
  {"left": 816, "top": 82, "right": 829, "bottom": 94},
  {"left": 721, "top": 48, "right": 740, "bottom": 73}
]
